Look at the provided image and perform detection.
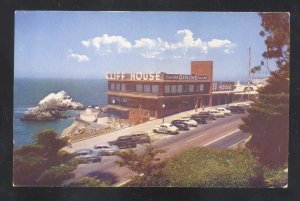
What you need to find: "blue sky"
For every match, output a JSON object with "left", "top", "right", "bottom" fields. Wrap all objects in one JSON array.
[{"left": 14, "top": 11, "right": 276, "bottom": 81}]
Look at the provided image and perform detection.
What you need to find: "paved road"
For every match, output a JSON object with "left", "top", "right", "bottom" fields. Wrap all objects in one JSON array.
[{"left": 63, "top": 113, "right": 250, "bottom": 186}]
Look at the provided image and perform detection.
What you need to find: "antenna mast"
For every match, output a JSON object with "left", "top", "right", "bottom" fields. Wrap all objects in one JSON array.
[{"left": 248, "top": 47, "right": 251, "bottom": 83}]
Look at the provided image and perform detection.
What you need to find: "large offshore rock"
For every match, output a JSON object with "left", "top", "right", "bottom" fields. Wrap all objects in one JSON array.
[
  {"left": 21, "top": 108, "right": 68, "bottom": 121},
  {"left": 38, "top": 90, "right": 84, "bottom": 110},
  {"left": 21, "top": 91, "right": 84, "bottom": 121}
]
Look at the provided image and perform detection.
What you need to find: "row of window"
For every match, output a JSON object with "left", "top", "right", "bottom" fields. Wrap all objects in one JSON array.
[
  {"left": 110, "top": 83, "right": 159, "bottom": 93},
  {"left": 110, "top": 82, "right": 206, "bottom": 94},
  {"left": 109, "top": 96, "right": 128, "bottom": 104},
  {"left": 164, "top": 84, "right": 205, "bottom": 94}
]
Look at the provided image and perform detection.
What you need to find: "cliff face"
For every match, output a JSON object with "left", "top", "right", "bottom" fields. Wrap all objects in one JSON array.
[{"left": 21, "top": 91, "right": 84, "bottom": 121}]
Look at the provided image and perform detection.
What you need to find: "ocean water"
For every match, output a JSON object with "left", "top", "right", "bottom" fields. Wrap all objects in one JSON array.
[{"left": 13, "top": 78, "right": 108, "bottom": 147}]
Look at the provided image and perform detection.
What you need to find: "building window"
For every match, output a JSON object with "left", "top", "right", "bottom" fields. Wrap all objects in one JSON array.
[
  {"left": 121, "top": 84, "right": 126, "bottom": 91},
  {"left": 152, "top": 85, "right": 159, "bottom": 93},
  {"left": 171, "top": 85, "right": 177, "bottom": 94},
  {"left": 183, "top": 85, "right": 189, "bottom": 93},
  {"left": 136, "top": 84, "right": 143, "bottom": 92},
  {"left": 195, "top": 85, "right": 199, "bottom": 92},
  {"left": 126, "top": 84, "right": 132, "bottom": 91},
  {"left": 199, "top": 84, "right": 204, "bottom": 92},
  {"left": 115, "top": 83, "right": 121, "bottom": 91},
  {"left": 165, "top": 85, "right": 171, "bottom": 94},
  {"left": 115, "top": 96, "right": 120, "bottom": 103},
  {"left": 110, "top": 83, "right": 115, "bottom": 91},
  {"left": 144, "top": 84, "right": 151, "bottom": 93},
  {"left": 177, "top": 85, "right": 182, "bottom": 93},
  {"left": 189, "top": 84, "right": 194, "bottom": 92}
]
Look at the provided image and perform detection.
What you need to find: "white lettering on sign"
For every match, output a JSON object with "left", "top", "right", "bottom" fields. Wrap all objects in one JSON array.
[
  {"left": 136, "top": 72, "right": 143, "bottom": 80},
  {"left": 106, "top": 72, "right": 161, "bottom": 81}
]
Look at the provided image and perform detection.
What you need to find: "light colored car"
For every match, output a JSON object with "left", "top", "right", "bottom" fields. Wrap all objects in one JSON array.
[
  {"left": 130, "top": 131, "right": 150, "bottom": 143},
  {"left": 93, "top": 143, "right": 119, "bottom": 156},
  {"left": 180, "top": 117, "right": 198, "bottom": 127},
  {"left": 209, "top": 110, "right": 225, "bottom": 118},
  {"left": 216, "top": 108, "right": 231, "bottom": 116},
  {"left": 153, "top": 123, "right": 179, "bottom": 134},
  {"left": 72, "top": 148, "right": 101, "bottom": 163}
]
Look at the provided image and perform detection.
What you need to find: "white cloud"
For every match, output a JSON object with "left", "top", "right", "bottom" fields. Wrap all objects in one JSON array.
[
  {"left": 68, "top": 50, "right": 89, "bottom": 62},
  {"left": 82, "top": 34, "right": 132, "bottom": 53},
  {"left": 80, "top": 29, "right": 236, "bottom": 59},
  {"left": 140, "top": 51, "right": 163, "bottom": 59},
  {"left": 208, "top": 39, "right": 235, "bottom": 54},
  {"left": 81, "top": 40, "right": 90, "bottom": 47},
  {"left": 173, "top": 55, "right": 182, "bottom": 59},
  {"left": 208, "top": 39, "right": 231, "bottom": 48},
  {"left": 175, "top": 29, "right": 208, "bottom": 53},
  {"left": 134, "top": 38, "right": 157, "bottom": 49}
]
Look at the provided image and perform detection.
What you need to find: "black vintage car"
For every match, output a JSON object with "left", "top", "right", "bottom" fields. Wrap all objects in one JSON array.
[
  {"left": 226, "top": 105, "right": 246, "bottom": 114},
  {"left": 171, "top": 120, "right": 190, "bottom": 131},
  {"left": 198, "top": 111, "right": 216, "bottom": 120},
  {"left": 108, "top": 135, "right": 137, "bottom": 149},
  {"left": 190, "top": 114, "right": 207, "bottom": 124}
]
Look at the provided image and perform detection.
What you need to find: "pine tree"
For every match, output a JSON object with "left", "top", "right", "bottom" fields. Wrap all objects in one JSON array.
[{"left": 240, "top": 13, "right": 290, "bottom": 168}]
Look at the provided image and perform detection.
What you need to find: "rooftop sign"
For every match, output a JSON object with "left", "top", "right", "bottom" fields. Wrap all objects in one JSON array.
[
  {"left": 164, "top": 74, "right": 208, "bottom": 81},
  {"left": 106, "top": 72, "right": 161, "bottom": 81},
  {"left": 212, "top": 82, "right": 235, "bottom": 91},
  {"left": 105, "top": 72, "right": 209, "bottom": 81}
]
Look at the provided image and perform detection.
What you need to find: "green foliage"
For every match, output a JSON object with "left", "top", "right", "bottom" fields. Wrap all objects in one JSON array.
[
  {"left": 240, "top": 13, "right": 289, "bottom": 168},
  {"left": 122, "top": 147, "right": 264, "bottom": 187},
  {"left": 35, "top": 129, "right": 67, "bottom": 150},
  {"left": 115, "top": 145, "right": 168, "bottom": 186},
  {"left": 162, "top": 148, "right": 263, "bottom": 187},
  {"left": 259, "top": 13, "right": 289, "bottom": 63},
  {"left": 70, "top": 176, "right": 110, "bottom": 187},
  {"left": 13, "top": 154, "right": 48, "bottom": 185},
  {"left": 37, "top": 164, "right": 76, "bottom": 186},
  {"left": 13, "top": 129, "right": 76, "bottom": 186},
  {"left": 263, "top": 166, "right": 288, "bottom": 187},
  {"left": 251, "top": 66, "right": 261, "bottom": 74}
]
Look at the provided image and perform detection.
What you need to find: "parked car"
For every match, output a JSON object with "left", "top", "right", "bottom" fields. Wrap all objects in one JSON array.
[
  {"left": 71, "top": 148, "right": 101, "bottom": 163},
  {"left": 237, "top": 104, "right": 250, "bottom": 112},
  {"left": 209, "top": 110, "right": 225, "bottom": 118},
  {"left": 198, "top": 111, "right": 216, "bottom": 120},
  {"left": 190, "top": 114, "right": 207, "bottom": 124},
  {"left": 180, "top": 117, "right": 198, "bottom": 127},
  {"left": 226, "top": 105, "right": 246, "bottom": 114},
  {"left": 153, "top": 123, "right": 179, "bottom": 134},
  {"left": 171, "top": 120, "right": 190, "bottom": 131},
  {"left": 130, "top": 131, "right": 150, "bottom": 143},
  {"left": 108, "top": 135, "right": 137, "bottom": 149},
  {"left": 216, "top": 107, "right": 232, "bottom": 116},
  {"left": 93, "top": 143, "right": 119, "bottom": 156}
]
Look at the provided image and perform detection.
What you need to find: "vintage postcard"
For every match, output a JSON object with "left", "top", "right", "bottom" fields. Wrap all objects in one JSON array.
[{"left": 13, "top": 11, "right": 289, "bottom": 187}]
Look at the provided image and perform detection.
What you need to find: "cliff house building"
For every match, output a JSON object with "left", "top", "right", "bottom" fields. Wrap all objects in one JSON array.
[{"left": 106, "top": 61, "right": 216, "bottom": 124}]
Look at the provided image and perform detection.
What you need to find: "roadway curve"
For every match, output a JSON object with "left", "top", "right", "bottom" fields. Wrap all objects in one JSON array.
[{"left": 63, "top": 113, "right": 250, "bottom": 186}]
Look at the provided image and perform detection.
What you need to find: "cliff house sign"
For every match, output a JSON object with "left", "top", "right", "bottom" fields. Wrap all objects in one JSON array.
[
  {"left": 105, "top": 72, "right": 209, "bottom": 81},
  {"left": 106, "top": 72, "right": 161, "bottom": 81}
]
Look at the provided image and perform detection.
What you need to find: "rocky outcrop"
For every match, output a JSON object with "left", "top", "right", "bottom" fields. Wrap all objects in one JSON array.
[
  {"left": 38, "top": 91, "right": 84, "bottom": 110},
  {"left": 21, "top": 91, "right": 84, "bottom": 121},
  {"left": 61, "top": 119, "right": 108, "bottom": 137},
  {"left": 21, "top": 108, "right": 68, "bottom": 121}
]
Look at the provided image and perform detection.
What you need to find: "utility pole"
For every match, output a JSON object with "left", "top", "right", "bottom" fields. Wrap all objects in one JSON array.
[{"left": 248, "top": 47, "right": 251, "bottom": 84}]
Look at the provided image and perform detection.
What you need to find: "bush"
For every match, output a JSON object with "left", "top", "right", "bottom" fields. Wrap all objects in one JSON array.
[
  {"left": 13, "top": 129, "right": 76, "bottom": 186},
  {"left": 70, "top": 177, "right": 110, "bottom": 187},
  {"left": 162, "top": 148, "right": 264, "bottom": 187},
  {"left": 263, "top": 166, "right": 288, "bottom": 187},
  {"left": 37, "top": 164, "right": 76, "bottom": 186}
]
